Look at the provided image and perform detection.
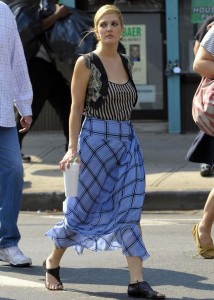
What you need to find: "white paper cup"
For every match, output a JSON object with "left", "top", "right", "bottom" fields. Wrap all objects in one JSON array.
[{"left": 63, "top": 162, "right": 80, "bottom": 197}]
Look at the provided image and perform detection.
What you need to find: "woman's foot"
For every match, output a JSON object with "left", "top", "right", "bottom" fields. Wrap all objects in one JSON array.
[
  {"left": 43, "top": 260, "right": 63, "bottom": 290},
  {"left": 192, "top": 224, "right": 214, "bottom": 259},
  {"left": 128, "top": 281, "right": 165, "bottom": 298},
  {"left": 197, "top": 222, "right": 213, "bottom": 247}
]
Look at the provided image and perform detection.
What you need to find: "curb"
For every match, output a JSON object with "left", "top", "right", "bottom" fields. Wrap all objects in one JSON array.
[
  {"left": 21, "top": 190, "right": 209, "bottom": 212},
  {"left": 143, "top": 191, "right": 209, "bottom": 210}
]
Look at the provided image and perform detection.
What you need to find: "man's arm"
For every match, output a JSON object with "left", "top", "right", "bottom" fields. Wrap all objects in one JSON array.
[{"left": 42, "top": 4, "right": 71, "bottom": 31}]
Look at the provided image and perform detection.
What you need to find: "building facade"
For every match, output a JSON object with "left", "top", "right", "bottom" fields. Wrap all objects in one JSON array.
[{"left": 33, "top": 0, "right": 209, "bottom": 134}]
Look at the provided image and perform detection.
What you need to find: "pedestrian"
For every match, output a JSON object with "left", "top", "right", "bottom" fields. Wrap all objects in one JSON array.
[
  {"left": 193, "top": 16, "right": 214, "bottom": 177},
  {"left": 186, "top": 22, "right": 214, "bottom": 258},
  {"left": 192, "top": 189, "right": 214, "bottom": 258},
  {"left": 43, "top": 4, "right": 166, "bottom": 298},
  {"left": 16, "top": 1, "right": 72, "bottom": 162},
  {"left": 0, "top": 1, "right": 33, "bottom": 267},
  {"left": 193, "top": 16, "right": 214, "bottom": 56}
]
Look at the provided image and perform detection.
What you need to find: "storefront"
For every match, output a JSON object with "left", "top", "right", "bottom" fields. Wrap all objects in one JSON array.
[
  {"left": 33, "top": 0, "right": 209, "bottom": 134},
  {"left": 179, "top": 0, "right": 213, "bottom": 134},
  {"left": 85, "top": 0, "right": 167, "bottom": 123}
]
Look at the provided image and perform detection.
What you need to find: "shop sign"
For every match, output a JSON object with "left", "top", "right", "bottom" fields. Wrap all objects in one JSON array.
[
  {"left": 122, "top": 25, "right": 147, "bottom": 85},
  {"left": 134, "top": 85, "right": 156, "bottom": 108},
  {"left": 191, "top": 0, "right": 214, "bottom": 23}
]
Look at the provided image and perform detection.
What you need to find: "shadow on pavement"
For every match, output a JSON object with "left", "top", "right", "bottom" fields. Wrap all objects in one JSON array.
[{"left": 0, "top": 265, "right": 213, "bottom": 297}]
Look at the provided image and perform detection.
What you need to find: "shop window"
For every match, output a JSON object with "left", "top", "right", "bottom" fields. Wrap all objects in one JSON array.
[{"left": 82, "top": 0, "right": 166, "bottom": 119}]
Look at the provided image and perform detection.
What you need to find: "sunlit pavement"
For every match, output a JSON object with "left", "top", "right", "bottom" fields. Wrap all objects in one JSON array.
[{"left": 0, "top": 211, "right": 213, "bottom": 300}]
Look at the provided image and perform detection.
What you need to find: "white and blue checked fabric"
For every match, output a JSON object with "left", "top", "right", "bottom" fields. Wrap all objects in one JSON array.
[
  {"left": 0, "top": 2, "right": 32, "bottom": 127},
  {"left": 46, "top": 117, "right": 149, "bottom": 260}
]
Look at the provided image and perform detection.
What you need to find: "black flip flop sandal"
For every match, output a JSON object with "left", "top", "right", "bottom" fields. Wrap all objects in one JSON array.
[{"left": 43, "top": 260, "right": 63, "bottom": 290}]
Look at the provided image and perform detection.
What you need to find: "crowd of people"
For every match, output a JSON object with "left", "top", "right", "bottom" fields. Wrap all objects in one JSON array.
[{"left": 0, "top": 0, "right": 213, "bottom": 298}]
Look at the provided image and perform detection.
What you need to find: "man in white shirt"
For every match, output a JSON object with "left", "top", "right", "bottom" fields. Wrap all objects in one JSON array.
[{"left": 0, "top": 1, "right": 33, "bottom": 267}]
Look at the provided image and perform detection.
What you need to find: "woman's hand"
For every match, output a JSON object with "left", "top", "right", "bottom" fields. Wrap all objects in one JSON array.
[{"left": 59, "top": 149, "right": 81, "bottom": 171}]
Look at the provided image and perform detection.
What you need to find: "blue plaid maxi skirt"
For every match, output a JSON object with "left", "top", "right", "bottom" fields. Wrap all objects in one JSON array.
[{"left": 45, "top": 117, "right": 149, "bottom": 260}]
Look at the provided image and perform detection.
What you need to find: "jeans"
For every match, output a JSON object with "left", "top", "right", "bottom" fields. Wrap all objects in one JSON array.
[{"left": 0, "top": 127, "right": 23, "bottom": 248}]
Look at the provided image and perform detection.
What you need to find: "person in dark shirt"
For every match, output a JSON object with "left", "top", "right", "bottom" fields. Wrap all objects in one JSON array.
[{"left": 16, "top": 2, "right": 71, "bottom": 162}]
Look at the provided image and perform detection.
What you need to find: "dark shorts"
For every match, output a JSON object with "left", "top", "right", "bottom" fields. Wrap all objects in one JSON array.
[{"left": 186, "top": 131, "right": 214, "bottom": 167}]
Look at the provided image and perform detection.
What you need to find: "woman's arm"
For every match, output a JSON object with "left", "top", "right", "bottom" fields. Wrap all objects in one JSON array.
[
  {"left": 59, "top": 56, "right": 90, "bottom": 170},
  {"left": 193, "top": 40, "right": 200, "bottom": 56},
  {"left": 193, "top": 45, "right": 214, "bottom": 78}
]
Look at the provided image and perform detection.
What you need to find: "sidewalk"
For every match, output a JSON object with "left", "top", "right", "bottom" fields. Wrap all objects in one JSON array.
[{"left": 21, "top": 126, "right": 213, "bottom": 211}]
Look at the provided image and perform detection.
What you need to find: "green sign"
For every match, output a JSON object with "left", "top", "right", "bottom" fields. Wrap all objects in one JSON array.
[{"left": 191, "top": 0, "right": 214, "bottom": 23}]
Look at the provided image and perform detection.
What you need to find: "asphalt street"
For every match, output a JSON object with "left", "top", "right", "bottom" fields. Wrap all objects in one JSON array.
[{"left": 0, "top": 211, "right": 213, "bottom": 300}]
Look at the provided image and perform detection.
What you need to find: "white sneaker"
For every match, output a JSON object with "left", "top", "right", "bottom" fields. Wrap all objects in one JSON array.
[{"left": 0, "top": 246, "right": 32, "bottom": 267}]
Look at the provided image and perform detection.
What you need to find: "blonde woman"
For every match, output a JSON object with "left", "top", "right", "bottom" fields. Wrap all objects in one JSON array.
[{"left": 43, "top": 4, "right": 165, "bottom": 299}]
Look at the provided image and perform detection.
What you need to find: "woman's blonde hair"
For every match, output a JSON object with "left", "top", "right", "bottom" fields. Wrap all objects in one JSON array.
[
  {"left": 78, "top": 5, "right": 123, "bottom": 47},
  {"left": 94, "top": 5, "right": 124, "bottom": 40}
]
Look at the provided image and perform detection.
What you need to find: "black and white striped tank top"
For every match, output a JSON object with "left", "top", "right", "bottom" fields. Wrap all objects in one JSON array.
[{"left": 84, "top": 80, "right": 137, "bottom": 121}]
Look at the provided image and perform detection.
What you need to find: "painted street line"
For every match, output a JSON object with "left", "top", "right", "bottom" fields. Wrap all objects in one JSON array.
[{"left": 0, "top": 275, "right": 43, "bottom": 288}]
